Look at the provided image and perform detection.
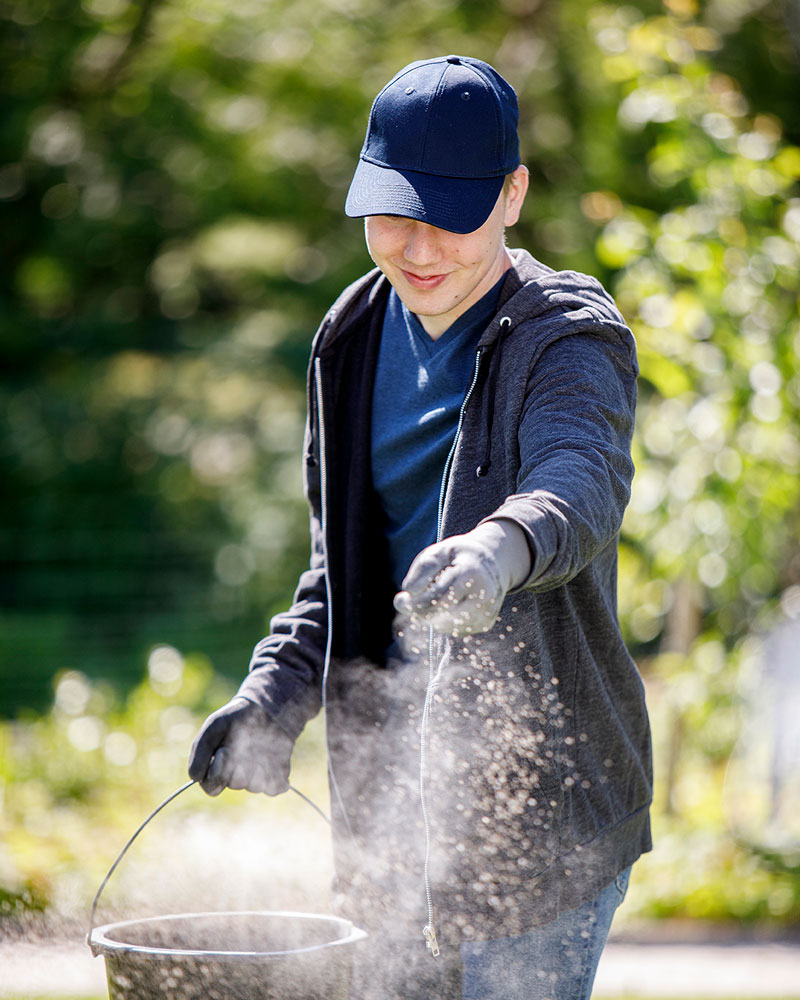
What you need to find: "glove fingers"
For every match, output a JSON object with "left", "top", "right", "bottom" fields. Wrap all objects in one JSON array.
[
  {"left": 433, "top": 563, "right": 494, "bottom": 607},
  {"left": 201, "top": 746, "right": 233, "bottom": 796},
  {"left": 251, "top": 766, "right": 290, "bottom": 797},
  {"left": 188, "top": 713, "right": 230, "bottom": 782},
  {"left": 397, "top": 565, "right": 463, "bottom": 618},
  {"left": 189, "top": 700, "right": 295, "bottom": 797},
  {"left": 224, "top": 758, "right": 289, "bottom": 797},
  {"left": 226, "top": 758, "right": 249, "bottom": 792},
  {"left": 264, "top": 749, "right": 291, "bottom": 795},
  {"left": 422, "top": 574, "right": 502, "bottom": 635},
  {"left": 404, "top": 566, "right": 495, "bottom": 619},
  {"left": 253, "top": 733, "right": 292, "bottom": 796},
  {"left": 400, "top": 544, "right": 454, "bottom": 597},
  {"left": 188, "top": 732, "right": 210, "bottom": 782}
]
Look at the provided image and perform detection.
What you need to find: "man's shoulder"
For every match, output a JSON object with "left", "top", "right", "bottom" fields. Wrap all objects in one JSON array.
[{"left": 505, "top": 248, "right": 629, "bottom": 331}]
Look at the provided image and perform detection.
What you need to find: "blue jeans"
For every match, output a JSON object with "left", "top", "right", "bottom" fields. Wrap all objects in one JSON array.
[
  {"left": 349, "top": 868, "right": 631, "bottom": 1000},
  {"left": 460, "top": 867, "right": 631, "bottom": 1000}
]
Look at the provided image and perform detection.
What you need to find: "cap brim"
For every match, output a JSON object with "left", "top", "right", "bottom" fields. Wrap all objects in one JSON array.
[{"left": 345, "top": 158, "right": 505, "bottom": 235}]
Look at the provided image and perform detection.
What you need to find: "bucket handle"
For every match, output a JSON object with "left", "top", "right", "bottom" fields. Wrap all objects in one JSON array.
[{"left": 87, "top": 779, "right": 330, "bottom": 951}]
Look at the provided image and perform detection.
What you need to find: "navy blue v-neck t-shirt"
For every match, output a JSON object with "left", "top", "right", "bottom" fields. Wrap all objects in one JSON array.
[{"left": 371, "top": 276, "right": 505, "bottom": 588}]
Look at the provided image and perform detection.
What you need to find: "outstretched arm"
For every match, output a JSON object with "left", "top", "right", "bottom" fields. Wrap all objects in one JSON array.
[{"left": 396, "top": 329, "right": 636, "bottom": 635}]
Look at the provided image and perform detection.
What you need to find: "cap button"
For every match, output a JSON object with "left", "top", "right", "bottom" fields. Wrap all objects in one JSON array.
[{"left": 446, "top": 55, "right": 461, "bottom": 64}]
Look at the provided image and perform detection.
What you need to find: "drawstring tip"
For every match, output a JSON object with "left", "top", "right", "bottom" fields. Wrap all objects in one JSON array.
[{"left": 423, "top": 924, "right": 440, "bottom": 958}]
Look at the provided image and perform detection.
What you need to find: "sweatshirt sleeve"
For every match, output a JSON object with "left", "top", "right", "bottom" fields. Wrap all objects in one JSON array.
[
  {"left": 490, "top": 326, "right": 637, "bottom": 592},
  {"left": 236, "top": 424, "right": 328, "bottom": 741}
]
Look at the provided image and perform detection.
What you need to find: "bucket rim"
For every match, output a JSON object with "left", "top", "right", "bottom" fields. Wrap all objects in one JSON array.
[{"left": 89, "top": 909, "right": 368, "bottom": 961}]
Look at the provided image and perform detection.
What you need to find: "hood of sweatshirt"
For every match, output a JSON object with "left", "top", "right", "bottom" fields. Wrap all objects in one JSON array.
[{"left": 489, "top": 249, "right": 633, "bottom": 352}]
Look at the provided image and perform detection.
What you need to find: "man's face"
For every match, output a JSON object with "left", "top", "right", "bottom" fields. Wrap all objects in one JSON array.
[{"left": 364, "top": 167, "right": 528, "bottom": 340}]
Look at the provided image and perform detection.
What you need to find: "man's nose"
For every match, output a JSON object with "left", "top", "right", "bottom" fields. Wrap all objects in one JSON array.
[{"left": 402, "top": 222, "right": 441, "bottom": 264}]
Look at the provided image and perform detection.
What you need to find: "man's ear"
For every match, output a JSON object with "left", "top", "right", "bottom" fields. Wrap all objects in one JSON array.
[{"left": 503, "top": 165, "right": 529, "bottom": 227}]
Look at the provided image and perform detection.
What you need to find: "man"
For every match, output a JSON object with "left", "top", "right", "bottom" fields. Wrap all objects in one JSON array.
[{"left": 189, "top": 55, "right": 652, "bottom": 1000}]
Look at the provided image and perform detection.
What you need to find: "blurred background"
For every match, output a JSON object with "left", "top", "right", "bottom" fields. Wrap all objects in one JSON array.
[{"left": 2, "top": 0, "right": 800, "bottom": 953}]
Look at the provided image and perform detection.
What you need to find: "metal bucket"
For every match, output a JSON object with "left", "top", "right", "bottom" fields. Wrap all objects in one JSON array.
[
  {"left": 90, "top": 909, "right": 366, "bottom": 1000},
  {"left": 87, "top": 781, "right": 366, "bottom": 1000}
]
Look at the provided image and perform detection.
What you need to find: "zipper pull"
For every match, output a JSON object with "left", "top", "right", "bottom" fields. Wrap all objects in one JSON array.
[{"left": 423, "top": 924, "right": 440, "bottom": 958}]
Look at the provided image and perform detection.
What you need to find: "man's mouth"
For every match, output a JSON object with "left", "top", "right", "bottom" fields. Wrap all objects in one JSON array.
[{"left": 400, "top": 269, "right": 449, "bottom": 290}]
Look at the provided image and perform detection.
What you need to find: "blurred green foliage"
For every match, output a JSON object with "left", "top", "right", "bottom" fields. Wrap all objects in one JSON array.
[{"left": 2, "top": 0, "right": 800, "bottom": 930}]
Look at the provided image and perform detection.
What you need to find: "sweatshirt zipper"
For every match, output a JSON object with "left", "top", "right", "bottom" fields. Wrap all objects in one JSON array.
[
  {"left": 436, "top": 348, "right": 484, "bottom": 539},
  {"left": 314, "top": 357, "right": 355, "bottom": 844},
  {"left": 420, "top": 347, "right": 484, "bottom": 958}
]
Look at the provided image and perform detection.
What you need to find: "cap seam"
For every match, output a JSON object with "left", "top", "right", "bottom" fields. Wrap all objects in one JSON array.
[
  {"left": 418, "top": 62, "right": 447, "bottom": 172},
  {"left": 461, "top": 60, "right": 505, "bottom": 163}
]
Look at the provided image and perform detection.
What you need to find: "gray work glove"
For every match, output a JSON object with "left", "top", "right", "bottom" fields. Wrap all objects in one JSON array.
[
  {"left": 188, "top": 697, "right": 294, "bottom": 797},
  {"left": 393, "top": 519, "right": 532, "bottom": 636}
]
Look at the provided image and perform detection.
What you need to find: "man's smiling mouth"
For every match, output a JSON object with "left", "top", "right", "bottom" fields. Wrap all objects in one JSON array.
[{"left": 400, "top": 270, "right": 450, "bottom": 289}]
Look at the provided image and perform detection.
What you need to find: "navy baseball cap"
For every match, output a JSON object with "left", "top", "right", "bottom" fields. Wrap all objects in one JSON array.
[{"left": 345, "top": 55, "right": 520, "bottom": 234}]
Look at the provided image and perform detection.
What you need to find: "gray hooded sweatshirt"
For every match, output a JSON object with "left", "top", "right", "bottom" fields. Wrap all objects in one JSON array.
[{"left": 238, "top": 248, "right": 652, "bottom": 950}]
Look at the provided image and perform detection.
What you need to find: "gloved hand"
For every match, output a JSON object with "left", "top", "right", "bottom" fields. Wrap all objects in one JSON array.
[
  {"left": 188, "top": 697, "right": 295, "bottom": 797},
  {"left": 393, "top": 519, "right": 532, "bottom": 636}
]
